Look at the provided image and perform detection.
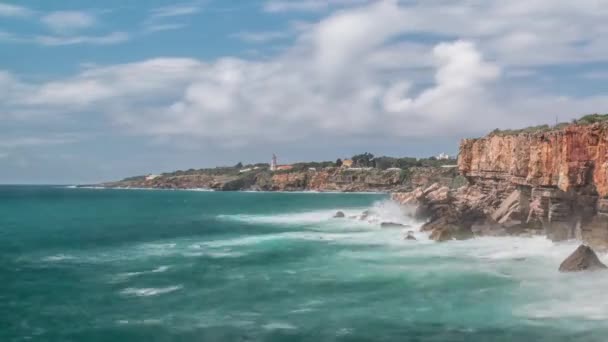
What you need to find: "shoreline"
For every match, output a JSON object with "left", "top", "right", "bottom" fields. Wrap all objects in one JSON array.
[{"left": 69, "top": 185, "right": 390, "bottom": 195}]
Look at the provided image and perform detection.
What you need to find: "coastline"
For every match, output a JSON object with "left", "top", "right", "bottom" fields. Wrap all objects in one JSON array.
[{"left": 70, "top": 185, "right": 390, "bottom": 195}]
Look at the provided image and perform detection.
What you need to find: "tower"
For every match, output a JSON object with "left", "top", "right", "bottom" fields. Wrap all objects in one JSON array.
[{"left": 271, "top": 153, "right": 277, "bottom": 171}]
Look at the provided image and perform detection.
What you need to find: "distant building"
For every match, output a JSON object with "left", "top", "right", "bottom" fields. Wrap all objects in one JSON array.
[
  {"left": 270, "top": 153, "right": 293, "bottom": 171},
  {"left": 270, "top": 154, "right": 277, "bottom": 171},
  {"left": 341, "top": 159, "right": 354, "bottom": 168},
  {"left": 145, "top": 174, "right": 160, "bottom": 181},
  {"left": 276, "top": 165, "right": 293, "bottom": 171},
  {"left": 436, "top": 153, "right": 451, "bottom": 160},
  {"left": 239, "top": 168, "right": 252, "bottom": 173}
]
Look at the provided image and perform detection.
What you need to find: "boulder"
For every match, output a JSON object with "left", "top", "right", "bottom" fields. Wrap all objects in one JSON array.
[
  {"left": 559, "top": 245, "right": 607, "bottom": 272},
  {"left": 333, "top": 211, "right": 345, "bottom": 218},
  {"left": 359, "top": 210, "right": 371, "bottom": 220},
  {"left": 429, "top": 227, "right": 453, "bottom": 242},
  {"left": 428, "top": 223, "right": 474, "bottom": 242},
  {"left": 404, "top": 231, "right": 417, "bottom": 240}
]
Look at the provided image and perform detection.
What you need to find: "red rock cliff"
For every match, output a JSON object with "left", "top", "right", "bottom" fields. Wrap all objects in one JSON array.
[
  {"left": 452, "top": 123, "right": 608, "bottom": 248},
  {"left": 393, "top": 122, "right": 608, "bottom": 248},
  {"left": 458, "top": 124, "right": 608, "bottom": 196}
]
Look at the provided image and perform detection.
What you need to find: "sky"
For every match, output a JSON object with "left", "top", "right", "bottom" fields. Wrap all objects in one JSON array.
[{"left": 1, "top": 0, "right": 608, "bottom": 184}]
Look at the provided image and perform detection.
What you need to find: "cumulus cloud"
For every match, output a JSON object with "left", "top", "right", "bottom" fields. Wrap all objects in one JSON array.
[
  {"left": 3, "top": 0, "right": 608, "bottom": 149},
  {"left": 42, "top": 11, "right": 96, "bottom": 33}
]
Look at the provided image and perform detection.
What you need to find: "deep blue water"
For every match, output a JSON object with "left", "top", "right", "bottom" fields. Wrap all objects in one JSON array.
[{"left": 2, "top": 186, "right": 608, "bottom": 341}]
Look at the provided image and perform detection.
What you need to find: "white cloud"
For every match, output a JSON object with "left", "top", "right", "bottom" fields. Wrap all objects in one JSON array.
[
  {"left": 149, "top": 4, "right": 200, "bottom": 18},
  {"left": 42, "top": 11, "right": 96, "bottom": 33},
  {"left": 0, "top": 136, "right": 76, "bottom": 148},
  {"left": 231, "top": 31, "right": 292, "bottom": 43},
  {"left": 582, "top": 71, "right": 608, "bottom": 80},
  {"left": 0, "top": 2, "right": 32, "bottom": 17},
  {"left": 3, "top": 0, "right": 608, "bottom": 150},
  {"left": 264, "top": 0, "right": 370, "bottom": 13},
  {"left": 143, "top": 23, "right": 186, "bottom": 33},
  {"left": 35, "top": 32, "right": 129, "bottom": 46}
]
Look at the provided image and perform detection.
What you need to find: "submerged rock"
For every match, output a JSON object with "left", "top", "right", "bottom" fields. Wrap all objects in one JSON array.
[
  {"left": 333, "top": 211, "right": 345, "bottom": 218},
  {"left": 559, "top": 245, "right": 607, "bottom": 272},
  {"left": 380, "top": 222, "right": 407, "bottom": 228},
  {"left": 359, "top": 210, "right": 370, "bottom": 220},
  {"left": 404, "top": 231, "right": 417, "bottom": 241}
]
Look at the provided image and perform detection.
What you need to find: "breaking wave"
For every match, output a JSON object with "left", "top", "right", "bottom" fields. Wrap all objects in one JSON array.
[{"left": 120, "top": 285, "right": 183, "bottom": 297}]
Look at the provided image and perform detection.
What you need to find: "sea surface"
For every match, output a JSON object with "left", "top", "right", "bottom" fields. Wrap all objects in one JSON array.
[{"left": 2, "top": 186, "right": 608, "bottom": 341}]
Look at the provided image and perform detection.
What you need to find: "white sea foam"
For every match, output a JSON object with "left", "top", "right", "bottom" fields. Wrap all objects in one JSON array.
[
  {"left": 217, "top": 209, "right": 360, "bottom": 226},
  {"left": 116, "top": 319, "right": 163, "bottom": 325},
  {"left": 111, "top": 265, "right": 171, "bottom": 282},
  {"left": 216, "top": 199, "right": 418, "bottom": 229},
  {"left": 380, "top": 235, "right": 608, "bottom": 322},
  {"left": 120, "top": 285, "right": 183, "bottom": 297},
  {"left": 42, "top": 254, "right": 76, "bottom": 262},
  {"left": 262, "top": 322, "right": 297, "bottom": 330}
]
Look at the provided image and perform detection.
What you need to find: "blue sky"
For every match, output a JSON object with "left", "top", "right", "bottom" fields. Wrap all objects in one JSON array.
[{"left": 1, "top": 0, "right": 608, "bottom": 184}]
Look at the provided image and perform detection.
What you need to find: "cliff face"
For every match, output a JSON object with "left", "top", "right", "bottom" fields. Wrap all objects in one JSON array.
[
  {"left": 458, "top": 124, "right": 608, "bottom": 195},
  {"left": 396, "top": 123, "right": 608, "bottom": 248}
]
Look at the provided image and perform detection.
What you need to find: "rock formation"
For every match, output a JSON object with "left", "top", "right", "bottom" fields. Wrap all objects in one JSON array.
[
  {"left": 333, "top": 211, "right": 345, "bottom": 218},
  {"left": 393, "top": 121, "right": 608, "bottom": 248},
  {"left": 559, "top": 245, "right": 607, "bottom": 272},
  {"left": 101, "top": 166, "right": 460, "bottom": 193}
]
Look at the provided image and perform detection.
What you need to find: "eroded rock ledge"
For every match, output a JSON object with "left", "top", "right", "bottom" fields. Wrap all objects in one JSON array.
[{"left": 393, "top": 122, "right": 608, "bottom": 249}]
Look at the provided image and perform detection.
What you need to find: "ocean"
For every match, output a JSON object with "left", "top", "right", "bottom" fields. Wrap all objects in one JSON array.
[{"left": 2, "top": 186, "right": 608, "bottom": 341}]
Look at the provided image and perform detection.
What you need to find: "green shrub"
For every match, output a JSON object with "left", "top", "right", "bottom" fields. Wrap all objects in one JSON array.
[{"left": 575, "top": 113, "right": 608, "bottom": 125}]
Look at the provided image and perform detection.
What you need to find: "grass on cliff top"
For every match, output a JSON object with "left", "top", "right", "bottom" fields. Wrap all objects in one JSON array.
[{"left": 489, "top": 113, "right": 608, "bottom": 136}]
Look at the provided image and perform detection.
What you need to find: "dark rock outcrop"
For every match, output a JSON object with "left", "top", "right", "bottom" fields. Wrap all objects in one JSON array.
[
  {"left": 559, "top": 245, "right": 607, "bottom": 272},
  {"left": 333, "top": 211, "right": 345, "bottom": 218},
  {"left": 404, "top": 231, "right": 417, "bottom": 240},
  {"left": 380, "top": 222, "right": 406, "bottom": 228}
]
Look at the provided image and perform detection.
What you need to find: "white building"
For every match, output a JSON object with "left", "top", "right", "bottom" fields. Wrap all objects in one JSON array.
[
  {"left": 270, "top": 153, "right": 277, "bottom": 171},
  {"left": 436, "top": 153, "right": 451, "bottom": 160}
]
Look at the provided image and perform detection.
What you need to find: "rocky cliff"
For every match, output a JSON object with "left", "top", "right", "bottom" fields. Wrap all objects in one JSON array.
[
  {"left": 394, "top": 121, "right": 608, "bottom": 249},
  {"left": 101, "top": 166, "right": 464, "bottom": 193}
]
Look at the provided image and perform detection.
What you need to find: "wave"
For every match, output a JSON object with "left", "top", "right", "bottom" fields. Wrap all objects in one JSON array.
[
  {"left": 217, "top": 199, "right": 418, "bottom": 227},
  {"left": 262, "top": 322, "right": 297, "bottom": 330},
  {"left": 110, "top": 265, "right": 171, "bottom": 283},
  {"left": 120, "top": 285, "right": 183, "bottom": 297},
  {"left": 42, "top": 254, "right": 76, "bottom": 262}
]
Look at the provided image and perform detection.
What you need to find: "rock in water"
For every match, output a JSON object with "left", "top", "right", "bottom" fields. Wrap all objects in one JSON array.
[
  {"left": 429, "top": 227, "right": 453, "bottom": 242},
  {"left": 380, "top": 222, "right": 405, "bottom": 228},
  {"left": 333, "top": 211, "right": 345, "bottom": 218},
  {"left": 404, "top": 231, "right": 417, "bottom": 241},
  {"left": 359, "top": 210, "right": 370, "bottom": 220},
  {"left": 559, "top": 245, "right": 607, "bottom": 272}
]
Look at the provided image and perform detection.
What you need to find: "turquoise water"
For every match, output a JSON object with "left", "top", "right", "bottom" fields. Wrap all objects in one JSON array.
[{"left": 3, "top": 186, "right": 608, "bottom": 341}]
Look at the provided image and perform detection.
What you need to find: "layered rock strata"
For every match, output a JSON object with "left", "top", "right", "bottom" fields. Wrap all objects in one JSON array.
[{"left": 394, "top": 123, "right": 608, "bottom": 249}]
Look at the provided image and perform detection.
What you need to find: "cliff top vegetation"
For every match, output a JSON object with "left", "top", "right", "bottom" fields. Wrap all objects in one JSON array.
[{"left": 489, "top": 113, "right": 608, "bottom": 137}]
